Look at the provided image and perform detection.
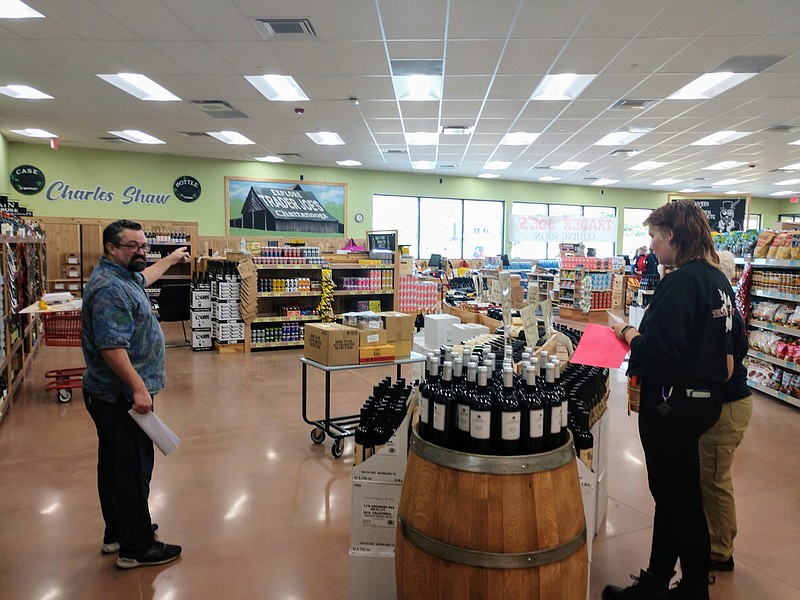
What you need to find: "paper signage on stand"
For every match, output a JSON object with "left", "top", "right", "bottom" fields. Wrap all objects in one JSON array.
[
  {"left": 570, "top": 323, "right": 630, "bottom": 369},
  {"left": 499, "top": 271, "right": 512, "bottom": 336},
  {"left": 490, "top": 280, "right": 502, "bottom": 304},
  {"left": 519, "top": 304, "right": 539, "bottom": 347},
  {"left": 539, "top": 299, "right": 553, "bottom": 336}
]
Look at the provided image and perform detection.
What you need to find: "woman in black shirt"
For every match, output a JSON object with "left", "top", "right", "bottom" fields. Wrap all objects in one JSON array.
[{"left": 603, "top": 200, "right": 734, "bottom": 600}]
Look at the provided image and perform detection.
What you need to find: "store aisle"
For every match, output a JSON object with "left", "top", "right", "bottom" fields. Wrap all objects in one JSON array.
[{"left": 0, "top": 337, "right": 797, "bottom": 600}]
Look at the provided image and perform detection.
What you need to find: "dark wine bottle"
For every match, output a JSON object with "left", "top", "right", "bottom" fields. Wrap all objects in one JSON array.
[
  {"left": 543, "top": 363, "right": 562, "bottom": 451},
  {"left": 456, "top": 361, "right": 477, "bottom": 451},
  {"left": 496, "top": 367, "right": 522, "bottom": 456},
  {"left": 522, "top": 365, "right": 545, "bottom": 454},
  {"left": 552, "top": 360, "right": 570, "bottom": 445},
  {"left": 432, "top": 361, "right": 455, "bottom": 448},
  {"left": 417, "top": 355, "right": 436, "bottom": 441},
  {"left": 469, "top": 366, "right": 493, "bottom": 454}
]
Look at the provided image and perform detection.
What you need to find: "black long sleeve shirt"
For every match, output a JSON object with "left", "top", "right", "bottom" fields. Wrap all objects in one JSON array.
[{"left": 628, "top": 259, "right": 734, "bottom": 388}]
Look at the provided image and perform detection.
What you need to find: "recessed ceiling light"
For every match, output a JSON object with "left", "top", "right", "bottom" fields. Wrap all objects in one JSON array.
[
  {"left": 775, "top": 179, "right": 800, "bottom": 186},
  {"left": 678, "top": 188, "right": 698, "bottom": 193},
  {"left": 724, "top": 190, "right": 744, "bottom": 195},
  {"left": 530, "top": 73, "right": 597, "bottom": 101},
  {"left": 595, "top": 127, "right": 651, "bottom": 146},
  {"left": 789, "top": 139, "right": 800, "bottom": 146},
  {"left": 96, "top": 73, "right": 180, "bottom": 101},
  {"left": 254, "top": 156, "right": 284, "bottom": 163},
  {"left": 630, "top": 161, "right": 668, "bottom": 171},
  {"left": 411, "top": 161, "right": 436, "bottom": 170},
  {"left": 691, "top": 131, "right": 753, "bottom": 145},
  {"left": 538, "top": 176, "right": 562, "bottom": 182},
  {"left": 390, "top": 60, "right": 443, "bottom": 102},
  {"left": 652, "top": 179, "right": 683, "bottom": 185},
  {"left": 770, "top": 190, "right": 797, "bottom": 196},
  {"left": 667, "top": 72, "right": 756, "bottom": 100},
  {"left": 714, "top": 178, "right": 745, "bottom": 186},
  {"left": 306, "top": 131, "right": 344, "bottom": 145},
  {"left": 336, "top": 160, "right": 362, "bottom": 167},
  {"left": 10, "top": 128, "right": 56, "bottom": 138},
  {"left": 440, "top": 125, "right": 473, "bottom": 136},
  {"left": 244, "top": 75, "right": 309, "bottom": 102},
  {"left": 500, "top": 132, "right": 540, "bottom": 145},
  {"left": 478, "top": 173, "right": 499, "bottom": 179},
  {"left": 780, "top": 163, "right": 800, "bottom": 171},
  {"left": 704, "top": 161, "right": 745, "bottom": 170},
  {"left": 0, "top": 84, "right": 51, "bottom": 99},
  {"left": 592, "top": 179, "right": 619, "bottom": 186},
  {"left": 108, "top": 130, "right": 165, "bottom": 144},
  {"left": 484, "top": 161, "right": 511, "bottom": 170},
  {"left": 553, "top": 161, "right": 589, "bottom": 170},
  {"left": 0, "top": 0, "right": 44, "bottom": 18},
  {"left": 207, "top": 131, "right": 255, "bottom": 145},
  {"left": 405, "top": 132, "right": 438, "bottom": 146}
]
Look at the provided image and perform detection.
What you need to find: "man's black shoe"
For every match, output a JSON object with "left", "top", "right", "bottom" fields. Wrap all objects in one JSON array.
[
  {"left": 602, "top": 569, "right": 670, "bottom": 600},
  {"left": 115, "top": 541, "right": 181, "bottom": 569},
  {"left": 709, "top": 556, "right": 734, "bottom": 571}
]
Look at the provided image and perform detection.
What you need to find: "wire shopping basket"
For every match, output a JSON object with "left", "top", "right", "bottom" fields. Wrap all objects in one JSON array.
[{"left": 43, "top": 310, "right": 82, "bottom": 347}]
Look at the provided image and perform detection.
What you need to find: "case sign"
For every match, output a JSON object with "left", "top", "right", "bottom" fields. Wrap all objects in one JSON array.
[
  {"left": 173, "top": 176, "right": 201, "bottom": 203},
  {"left": 10, "top": 165, "right": 45, "bottom": 195},
  {"left": 510, "top": 215, "right": 618, "bottom": 243}
]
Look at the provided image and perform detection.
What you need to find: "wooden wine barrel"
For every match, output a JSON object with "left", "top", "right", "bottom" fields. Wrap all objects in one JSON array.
[{"left": 396, "top": 428, "right": 588, "bottom": 600}]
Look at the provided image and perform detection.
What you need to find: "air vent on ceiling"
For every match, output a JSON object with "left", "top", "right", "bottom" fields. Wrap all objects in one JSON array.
[
  {"left": 771, "top": 167, "right": 800, "bottom": 173},
  {"left": 609, "top": 148, "right": 639, "bottom": 156},
  {"left": 438, "top": 164, "right": 458, "bottom": 169},
  {"left": 693, "top": 177, "right": 710, "bottom": 181},
  {"left": 440, "top": 125, "right": 472, "bottom": 136},
  {"left": 583, "top": 177, "right": 599, "bottom": 181},
  {"left": 191, "top": 100, "right": 248, "bottom": 119},
  {"left": 385, "top": 149, "right": 407, "bottom": 155},
  {"left": 532, "top": 166, "right": 552, "bottom": 170},
  {"left": 278, "top": 152, "right": 302, "bottom": 159},
  {"left": 763, "top": 125, "right": 800, "bottom": 134},
  {"left": 609, "top": 99, "right": 658, "bottom": 110},
  {"left": 98, "top": 136, "right": 131, "bottom": 144},
  {"left": 179, "top": 131, "right": 211, "bottom": 138},
  {"left": 254, "top": 18, "right": 316, "bottom": 39}
]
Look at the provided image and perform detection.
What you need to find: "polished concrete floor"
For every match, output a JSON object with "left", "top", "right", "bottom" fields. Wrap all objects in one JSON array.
[{"left": 1, "top": 328, "right": 798, "bottom": 600}]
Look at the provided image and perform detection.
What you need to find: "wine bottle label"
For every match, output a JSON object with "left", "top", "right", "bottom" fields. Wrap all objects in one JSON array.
[
  {"left": 419, "top": 397, "right": 429, "bottom": 424},
  {"left": 562, "top": 401, "right": 569, "bottom": 427},
  {"left": 550, "top": 406, "right": 561, "bottom": 434},
  {"left": 530, "top": 409, "right": 544, "bottom": 438},
  {"left": 579, "top": 447, "right": 594, "bottom": 471},
  {"left": 501, "top": 411, "right": 521, "bottom": 440},
  {"left": 470, "top": 410, "right": 491, "bottom": 440},
  {"left": 433, "top": 403, "right": 446, "bottom": 431},
  {"left": 457, "top": 404, "right": 470, "bottom": 432}
]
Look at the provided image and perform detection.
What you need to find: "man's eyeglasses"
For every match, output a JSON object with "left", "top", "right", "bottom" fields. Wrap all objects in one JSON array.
[{"left": 115, "top": 242, "right": 150, "bottom": 253}]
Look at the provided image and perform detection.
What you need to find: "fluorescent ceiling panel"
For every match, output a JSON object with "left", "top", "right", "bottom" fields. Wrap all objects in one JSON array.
[
  {"left": 109, "top": 130, "right": 165, "bottom": 144},
  {"left": 789, "top": 139, "right": 800, "bottom": 146},
  {"left": 775, "top": 179, "right": 800, "bottom": 186},
  {"left": 306, "top": 131, "right": 344, "bottom": 145},
  {"left": 391, "top": 60, "right": 443, "bottom": 102},
  {"left": 208, "top": 131, "right": 255, "bottom": 145},
  {"left": 703, "top": 161, "right": 745, "bottom": 170},
  {"left": 244, "top": 75, "right": 309, "bottom": 102},
  {"left": 336, "top": 160, "right": 362, "bottom": 167},
  {"left": 500, "top": 132, "right": 540, "bottom": 145},
  {"left": 478, "top": 173, "right": 499, "bottom": 179},
  {"left": 724, "top": 190, "right": 744, "bottom": 195},
  {"left": 530, "top": 74, "right": 596, "bottom": 101},
  {"left": 553, "top": 161, "right": 589, "bottom": 170},
  {"left": 770, "top": 190, "right": 797, "bottom": 196},
  {"left": 405, "top": 132, "right": 438, "bottom": 146},
  {"left": 652, "top": 179, "right": 683, "bottom": 185},
  {"left": 591, "top": 179, "right": 619, "bottom": 186},
  {"left": 10, "top": 128, "right": 56, "bottom": 137},
  {"left": 411, "top": 161, "right": 436, "bottom": 170},
  {"left": 0, "top": 84, "right": 51, "bottom": 99},
  {"left": 0, "top": 0, "right": 44, "bottom": 18},
  {"left": 781, "top": 163, "right": 800, "bottom": 171},
  {"left": 484, "top": 161, "right": 511, "bottom": 170},
  {"left": 714, "top": 178, "right": 745, "bottom": 186},
  {"left": 667, "top": 72, "right": 756, "bottom": 100},
  {"left": 691, "top": 131, "right": 753, "bottom": 145},
  {"left": 440, "top": 126, "right": 473, "bottom": 136},
  {"left": 678, "top": 188, "right": 698, "bottom": 193},
  {"left": 254, "top": 156, "right": 284, "bottom": 163},
  {"left": 97, "top": 73, "right": 180, "bottom": 101},
  {"left": 594, "top": 128, "right": 651, "bottom": 146},
  {"left": 630, "top": 161, "right": 667, "bottom": 171},
  {"left": 539, "top": 176, "right": 561, "bottom": 182}
]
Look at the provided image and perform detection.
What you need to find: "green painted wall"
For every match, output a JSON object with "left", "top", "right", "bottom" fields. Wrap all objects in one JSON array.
[
  {"left": 7, "top": 142, "right": 783, "bottom": 249},
  {"left": 0, "top": 134, "right": 9, "bottom": 195}
]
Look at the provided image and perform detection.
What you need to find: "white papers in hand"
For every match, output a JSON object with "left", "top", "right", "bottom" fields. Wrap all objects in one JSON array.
[{"left": 127, "top": 409, "right": 181, "bottom": 455}]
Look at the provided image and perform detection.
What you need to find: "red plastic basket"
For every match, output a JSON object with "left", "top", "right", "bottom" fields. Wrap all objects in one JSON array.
[{"left": 43, "top": 310, "right": 82, "bottom": 347}]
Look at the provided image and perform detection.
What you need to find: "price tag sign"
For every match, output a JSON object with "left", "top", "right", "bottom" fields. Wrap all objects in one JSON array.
[
  {"left": 491, "top": 280, "right": 502, "bottom": 304},
  {"left": 520, "top": 303, "right": 539, "bottom": 346},
  {"left": 540, "top": 300, "right": 553, "bottom": 336}
]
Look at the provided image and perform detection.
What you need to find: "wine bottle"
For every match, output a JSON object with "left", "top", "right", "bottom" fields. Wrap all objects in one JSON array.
[
  {"left": 522, "top": 365, "right": 545, "bottom": 454},
  {"left": 456, "top": 361, "right": 477, "bottom": 451},
  {"left": 496, "top": 367, "right": 522, "bottom": 456},
  {"left": 543, "top": 363, "right": 562, "bottom": 451},
  {"left": 432, "top": 361, "right": 454, "bottom": 448},
  {"left": 418, "top": 355, "right": 436, "bottom": 441},
  {"left": 552, "top": 359, "right": 570, "bottom": 445},
  {"left": 469, "top": 366, "right": 493, "bottom": 454}
]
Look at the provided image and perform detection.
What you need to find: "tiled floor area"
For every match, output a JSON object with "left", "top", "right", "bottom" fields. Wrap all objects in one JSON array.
[{"left": 1, "top": 330, "right": 798, "bottom": 600}]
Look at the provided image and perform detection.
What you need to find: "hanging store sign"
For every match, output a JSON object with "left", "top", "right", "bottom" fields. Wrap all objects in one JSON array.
[
  {"left": 42, "top": 180, "right": 172, "bottom": 205},
  {"left": 10, "top": 165, "right": 46, "bottom": 195},
  {"left": 509, "top": 215, "right": 618, "bottom": 243}
]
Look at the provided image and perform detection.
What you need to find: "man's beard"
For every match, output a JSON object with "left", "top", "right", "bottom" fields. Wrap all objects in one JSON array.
[{"left": 128, "top": 256, "right": 146, "bottom": 272}]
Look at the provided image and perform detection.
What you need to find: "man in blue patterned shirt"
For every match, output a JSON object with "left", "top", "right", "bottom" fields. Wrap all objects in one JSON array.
[{"left": 82, "top": 219, "right": 189, "bottom": 569}]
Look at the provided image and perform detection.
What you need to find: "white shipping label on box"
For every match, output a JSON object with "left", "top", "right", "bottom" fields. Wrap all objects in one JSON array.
[{"left": 350, "top": 481, "right": 402, "bottom": 556}]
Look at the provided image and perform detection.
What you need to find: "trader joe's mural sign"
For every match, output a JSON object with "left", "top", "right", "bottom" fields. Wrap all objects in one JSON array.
[{"left": 8, "top": 165, "right": 201, "bottom": 206}]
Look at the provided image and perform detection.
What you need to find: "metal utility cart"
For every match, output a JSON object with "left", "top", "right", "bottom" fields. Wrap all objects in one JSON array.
[{"left": 300, "top": 352, "right": 425, "bottom": 458}]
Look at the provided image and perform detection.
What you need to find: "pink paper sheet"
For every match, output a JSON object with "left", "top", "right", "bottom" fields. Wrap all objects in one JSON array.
[{"left": 569, "top": 323, "right": 630, "bottom": 369}]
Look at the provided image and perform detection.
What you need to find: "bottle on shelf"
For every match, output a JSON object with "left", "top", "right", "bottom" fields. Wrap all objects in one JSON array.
[
  {"left": 469, "top": 365, "right": 493, "bottom": 454},
  {"left": 432, "top": 360, "right": 455, "bottom": 448},
  {"left": 521, "top": 365, "right": 545, "bottom": 454},
  {"left": 495, "top": 366, "right": 522, "bottom": 456}
]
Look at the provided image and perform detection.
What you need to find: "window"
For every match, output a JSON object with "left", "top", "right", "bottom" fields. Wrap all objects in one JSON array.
[
  {"left": 372, "top": 195, "right": 419, "bottom": 257},
  {"left": 747, "top": 214, "right": 761, "bottom": 230},
  {"left": 623, "top": 207, "right": 653, "bottom": 259},
  {"left": 419, "top": 198, "right": 463, "bottom": 261},
  {"left": 777, "top": 213, "right": 800, "bottom": 223},
  {"left": 463, "top": 200, "right": 504, "bottom": 259},
  {"left": 510, "top": 203, "right": 548, "bottom": 260}
]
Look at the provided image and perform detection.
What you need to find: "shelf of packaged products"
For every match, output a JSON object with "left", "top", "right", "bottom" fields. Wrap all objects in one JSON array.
[
  {"left": 747, "top": 258, "right": 800, "bottom": 269},
  {"left": 334, "top": 289, "right": 394, "bottom": 296},
  {"left": 256, "top": 264, "right": 324, "bottom": 270},
  {"left": 747, "top": 319, "right": 800, "bottom": 338},
  {"left": 750, "top": 288, "right": 800, "bottom": 302},
  {"left": 0, "top": 397, "right": 6, "bottom": 424},
  {"left": 148, "top": 241, "right": 191, "bottom": 247},
  {"left": 253, "top": 315, "right": 320, "bottom": 324},
  {"left": 747, "top": 349, "right": 800, "bottom": 373},
  {"left": 256, "top": 291, "right": 322, "bottom": 298},
  {"left": 2, "top": 236, "right": 45, "bottom": 245},
  {"left": 158, "top": 275, "right": 191, "bottom": 280},
  {"left": 250, "top": 340, "right": 304, "bottom": 350},
  {"left": 329, "top": 264, "right": 394, "bottom": 270},
  {"left": 747, "top": 380, "right": 800, "bottom": 409}
]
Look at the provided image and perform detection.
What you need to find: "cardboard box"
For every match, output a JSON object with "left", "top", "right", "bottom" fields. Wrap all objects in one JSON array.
[
  {"left": 380, "top": 311, "right": 414, "bottom": 341},
  {"left": 359, "top": 328, "right": 387, "bottom": 347},
  {"left": 65, "top": 253, "right": 80, "bottom": 265},
  {"left": 191, "top": 329, "right": 212, "bottom": 349},
  {"left": 304, "top": 322, "right": 359, "bottom": 366},
  {"left": 392, "top": 339, "right": 412, "bottom": 358},
  {"left": 423, "top": 313, "right": 459, "bottom": 348},
  {"left": 66, "top": 267, "right": 81, "bottom": 278},
  {"left": 359, "top": 344, "right": 396, "bottom": 364},
  {"left": 191, "top": 310, "right": 212, "bottom": 330},
  {"left": 349, "top": 480, "right": 402, "bottom": 556},
  {"left": 450, "top": 323, "right": 490, "bottom": 345}
]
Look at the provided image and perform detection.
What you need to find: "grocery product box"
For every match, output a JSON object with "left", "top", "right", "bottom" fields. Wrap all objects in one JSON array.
[
  {"left": 359, "top": 344, "right": 396, "bottom": 364},
  {"left": 450, "top": 323, "right": 490, "bottom": 344},
  {"left": 423, "top": 313, "right": 460, "bottom": 348},
  {"left": 379, "top": 311, "right": 414, "bottom": 341},
  {"left": 190, "top": 290, "right": 211, "bottom": 310},
  {"left": 66, "top": 266, "right": 81, "bottom": 278},
  {"left": 304, "top": 322, "right": 359, "bottom": 366},
  {"left": 65, "top": 253, "right": 80, "bottom": 265},
  {"left": 190, "top": 310, "right": 212, "bottom": 330},
  {"left": 191, "top": 329, "right": 212, "bottom": 350},
  {"left": 359, "top": 328, "right": 387, "bottom": 347},
  {"left": 349, "top": 480, "right": 402, "bottom": 556},
  {"left": 392, "top": 339, "right": 412, "bottom": 358}
]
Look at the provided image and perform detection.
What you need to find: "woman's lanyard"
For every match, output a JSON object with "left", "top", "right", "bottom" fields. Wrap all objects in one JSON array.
[{"left": 658, "top": 386, "right": 674, "bottom": 418}]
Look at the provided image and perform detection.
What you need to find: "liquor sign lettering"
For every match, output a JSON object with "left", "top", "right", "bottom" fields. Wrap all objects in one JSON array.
[
  {"left": 10, "top": 165, "right": 46, "bottom": 195},
  {"left": 510, "top": 215, "right": 618, "bottom": 243},
  {"left": 173, "top": 175, "right": 201, "bottom": 203},
  {"left": 42, "top": 179, "right": 172, "bottom": 206}
]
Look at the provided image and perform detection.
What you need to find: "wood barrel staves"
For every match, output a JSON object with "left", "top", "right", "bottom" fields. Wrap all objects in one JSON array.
[{"left": 395, "top": 428, "right": 588, "bottom": 600}]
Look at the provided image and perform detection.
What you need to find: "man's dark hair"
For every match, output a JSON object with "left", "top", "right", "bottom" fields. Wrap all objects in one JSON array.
[{"left": 103, "top": 219, "right": 142, "bottom": 255}]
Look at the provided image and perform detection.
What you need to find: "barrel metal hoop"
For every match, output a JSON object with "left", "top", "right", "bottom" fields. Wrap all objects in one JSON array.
[
  {"left": 399, "top": 515, "right": 586, "bottom": 569},
  {"left": 409, "top": 427, "right": 575, "bottom": 474}
]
